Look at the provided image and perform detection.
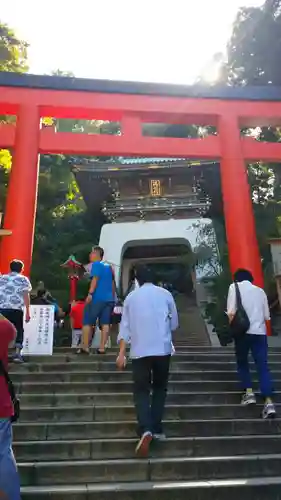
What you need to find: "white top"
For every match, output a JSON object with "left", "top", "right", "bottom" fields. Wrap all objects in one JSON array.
[
  {"left": 118, "top": 283, "right": 179, "bottom": 358},
  {"left": 0, "top": 272, "right": 32, "bottom": 310},
  {"left": 227, "top": 280, "right": 270, "bottom": 335}
]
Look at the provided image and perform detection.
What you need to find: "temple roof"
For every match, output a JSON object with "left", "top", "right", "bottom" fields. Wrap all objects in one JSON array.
[
  {"left": 70, "top": 157, "right": 215, "bottom": 173},
  {"left": 70, "top": 157, "right": 187, "bottom": 166},
  {"left": 1, "top": 72, "right": 281, "bottom": 101}
]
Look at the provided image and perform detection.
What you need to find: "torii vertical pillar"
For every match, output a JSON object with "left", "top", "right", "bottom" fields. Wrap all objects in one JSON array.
[
  {"left": 219, "top": 114, "right": 263, "bottom": 288},
  {"left": 0, "top": 104, "right": 40, "bottom": 276}
]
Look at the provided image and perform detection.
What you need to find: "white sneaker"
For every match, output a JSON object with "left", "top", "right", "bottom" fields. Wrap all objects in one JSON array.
[
  {"left": 153, "top": 433, "right": 166, "bottom": 441},
  {"left": 135, "top": 431, "right": 152, "bottom": 457},
  {"left": 262, "top": 402, "right": 276, "bottom": 419},
  {"left": 241, "top": 392, "right": 256, "bottom": 406}
]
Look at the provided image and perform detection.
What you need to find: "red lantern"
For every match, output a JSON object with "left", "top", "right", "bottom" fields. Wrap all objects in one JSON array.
[{"left": 61, "top": 255, "right": 83, "bottom": 302}]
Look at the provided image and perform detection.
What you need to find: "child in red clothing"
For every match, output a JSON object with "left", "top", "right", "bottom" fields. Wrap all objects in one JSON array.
[{"left": 70, "top": 299, "right": 85, "bottom": 348}]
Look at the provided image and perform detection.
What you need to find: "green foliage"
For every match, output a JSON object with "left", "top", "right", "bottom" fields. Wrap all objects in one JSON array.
[
  {"left": 31, "top": 154, "right": 100, "bottom": 306},
  {"left": 0, "top": 22, "right": 28, "bottom": 72},
  {"left": 0, "top": 149, "right": 11, "bottom": 173},
  {"left": 186, "top": 220, "right": 231, "bottom": 334},
  {"left": 197, "top": 157, "right": 281, "bottom": 337},
  {"left": 0, "top": 21, "right": 28, "bottom": 175}
]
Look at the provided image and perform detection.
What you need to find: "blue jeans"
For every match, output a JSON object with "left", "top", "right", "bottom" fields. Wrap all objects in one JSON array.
[
  {"left": 0, "top": 419, "right": 21, "bottom": 500},
  {"left": 235, "top": 334, "right": 273, "bottom": 397}
]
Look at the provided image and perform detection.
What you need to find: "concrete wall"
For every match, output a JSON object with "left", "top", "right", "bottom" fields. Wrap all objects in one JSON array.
[{"left": 99, "top": 218, "right": 218, "bottom": 287}]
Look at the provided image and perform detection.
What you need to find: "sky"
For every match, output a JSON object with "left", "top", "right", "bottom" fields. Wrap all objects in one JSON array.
[{"left": 2, "top": 0, "right": 264, "bottom": 84}]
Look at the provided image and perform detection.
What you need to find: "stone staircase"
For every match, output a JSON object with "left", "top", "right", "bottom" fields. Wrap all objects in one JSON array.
[
  {"left": 10, "top": 346, "right": 281, "bottom": 499},
  {"left": 175, "top": 294, "right": 210, "bottom": 346}
]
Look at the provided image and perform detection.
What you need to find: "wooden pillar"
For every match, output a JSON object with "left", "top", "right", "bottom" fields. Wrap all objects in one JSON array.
[
  {"left": 219, "top": 114, "right": 263, "bottom": 288},
  {"left": 0, "top": 104, "right": 40, "bottom": 276}
]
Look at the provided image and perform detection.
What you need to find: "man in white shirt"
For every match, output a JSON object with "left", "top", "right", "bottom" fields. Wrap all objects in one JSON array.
[
  {"left": 227, "top": 268, "right": 276, "bottom": 419},
  {"left": 0, "top": 260, "right": 32, "bottom": 363},
  {"left": 117, "top": 264, "right": 178, "bottom": 457}
]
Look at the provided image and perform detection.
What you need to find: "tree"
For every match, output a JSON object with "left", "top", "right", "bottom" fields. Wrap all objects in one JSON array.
[
  {"left": 222, "top": 0, "right": 281, "bottom": 253},
  {"left": 31, "top": 153, "right": 100, "bottom": 304},
  {"left": 223, "top": 0, "right": 281, "bottom": 86},
  {"left": 0, "top": 22, "right": 28, "bottom": 73},
  {"left": 0, "top": 22, "right": 29, "bottom": 173}
]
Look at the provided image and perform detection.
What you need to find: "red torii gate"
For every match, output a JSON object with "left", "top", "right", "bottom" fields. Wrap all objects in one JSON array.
[{"left": 1, "top": 72, "right": 281, "bottom": 287}]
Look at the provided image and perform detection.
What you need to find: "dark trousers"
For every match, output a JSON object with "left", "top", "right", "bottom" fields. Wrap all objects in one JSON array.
[
  {"left": 131, "top": 355, "right": 170, "bottom": 436},
  {"left": 0, "top": 309, "right": 24, "bottom": 349},
  {"left": 235, "top": 334, "right": 273, "bottom": 397}
]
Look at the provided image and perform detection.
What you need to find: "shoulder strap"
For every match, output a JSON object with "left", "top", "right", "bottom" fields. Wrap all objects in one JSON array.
[
  {"left": 110, "top": 266, "right": 119, "bottom": 297},
  {"left": 234, "top": 281, "right": 243, "bottom": 309},
  {"left": 0, "top": 360, "right": 16, "bottom": 403}
]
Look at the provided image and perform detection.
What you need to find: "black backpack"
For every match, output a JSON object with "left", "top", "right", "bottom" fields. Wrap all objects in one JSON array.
[
  {"left": 230, "top": 282, "right": 250, "bottom": 338},
  {"left": 0, "top": 360, "right": 20, "bottom": 423}
]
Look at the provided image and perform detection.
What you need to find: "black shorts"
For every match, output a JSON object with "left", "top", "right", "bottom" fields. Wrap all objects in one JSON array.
[{"left": 0, "top": 308, "right": 24, "bottom": 347}]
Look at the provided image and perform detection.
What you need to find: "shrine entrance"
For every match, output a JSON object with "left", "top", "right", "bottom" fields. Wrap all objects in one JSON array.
[
  {"left": 1, "top": 71, "right": 281, "bottom": 293},
  {"left": 118, "top": 236, "right": 210, "bottom": 343},
  {"left": 121, "top": 244, "right": 194, "bottom": 297}
]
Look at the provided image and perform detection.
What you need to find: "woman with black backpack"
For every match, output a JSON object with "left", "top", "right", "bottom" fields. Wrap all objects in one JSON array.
[{"left": 227, "top": 268, "right": 276, "bottom": 419}]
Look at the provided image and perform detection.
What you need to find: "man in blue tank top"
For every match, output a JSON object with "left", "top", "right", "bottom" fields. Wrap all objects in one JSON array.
[{"left": 80, "top": 246, "right": 115, "bottom": 354}]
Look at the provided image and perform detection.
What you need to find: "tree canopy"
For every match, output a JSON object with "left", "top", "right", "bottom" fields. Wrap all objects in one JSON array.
[
  {"left": 0, "top": 22, "right": 28, "bottom": 173},
  {"left": 224, "top": 0, "right": 281, "bottom": 85},
  {"left": 0, "top": 22, "right": 28, "bottom": 73}
]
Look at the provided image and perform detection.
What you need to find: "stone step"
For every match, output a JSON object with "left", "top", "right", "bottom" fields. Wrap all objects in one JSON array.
[
  {"left": 174, "top": 343, "right": 211, "bottom": 346},
  {"left": 18, "top": 404, "right": 281, "bottom": 423},
  {"left": 18, "top": 453, "right": 281, "bottom": 486},
  {"left": 13, "top": 419, "right": 281, "bottom": 442},
  {"left": 14, "top": 434, "right": 281, "bottom": 462},
  {"left": 7, "top": 360, "right": 255, "bottom": 373},
  {"left": 176, "top": 342, "right": 210, "bottom": 346},
  {"left": 11, "top": 359, "right": 281, "bottom": 374},
  {"left": 18, "top": 391, "right": 281, "bottom": 407},
  {"left": 16, "top": 380, "right": 281, "bottom": 394},
  {"left": 50, "top": 346, "right": 281, "bottom": 352},
  {"left": 16, "top": 352, "right": 281, "bottom": 364},
  {"left": 20, "top": 476, "right": 281, "bottom": 500},
  {"left": 10, "top": 369, "right": 281, "bottom": 383}
]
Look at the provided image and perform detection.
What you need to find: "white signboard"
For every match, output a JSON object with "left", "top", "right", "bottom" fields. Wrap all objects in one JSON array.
[
  {"left": 270, "top": 242, "right": 281, "bottom": 277},
  {"left": 22, "top": 305, "right": 54, "bottom": 356}
]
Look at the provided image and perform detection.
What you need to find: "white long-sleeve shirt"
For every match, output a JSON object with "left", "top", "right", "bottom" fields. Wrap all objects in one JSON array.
[
  {"left": 118, "top": 283, "right": 178, "bottom": 358},
  {"left": 227, "top": 280, "right": 270, "bottom": 335}
]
